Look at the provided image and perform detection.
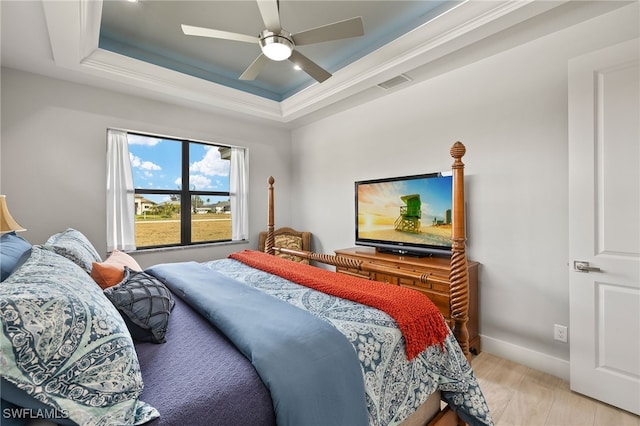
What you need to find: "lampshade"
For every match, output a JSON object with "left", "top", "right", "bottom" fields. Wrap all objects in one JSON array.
[
  {"left": 260, "top": 30, "right": 293, "bottom": 61},
  {"left": 0, "top": 195, "right": 26, "bottom": 233}
]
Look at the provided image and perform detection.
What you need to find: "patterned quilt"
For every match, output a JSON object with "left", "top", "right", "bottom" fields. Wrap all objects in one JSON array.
[{"left": 205, "top": 258, "right": 493, "bottom": 426}]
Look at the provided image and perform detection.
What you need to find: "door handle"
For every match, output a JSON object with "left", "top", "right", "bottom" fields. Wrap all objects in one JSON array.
[{"left": 574, "top": 261, "right": 602, "bottom": 273}]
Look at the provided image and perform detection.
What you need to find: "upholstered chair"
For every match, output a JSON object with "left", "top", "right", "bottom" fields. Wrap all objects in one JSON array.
[{"left": 258, "top": 227, "right": 311, "bottom": 264}]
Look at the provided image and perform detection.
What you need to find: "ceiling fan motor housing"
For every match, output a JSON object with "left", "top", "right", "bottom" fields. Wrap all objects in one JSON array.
[{"left": 259, "top": 29, "right": 294, "bottom": 61}]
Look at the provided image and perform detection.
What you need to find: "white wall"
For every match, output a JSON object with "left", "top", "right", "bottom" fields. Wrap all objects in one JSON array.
[
  {"left": 290, "top": 5, "right": 638, "bottom": 378},
  {"left": 1, "top": 3, "right": 636, "bottom": 380},
  {"left": 0, "top": 68, "right": 292, "bottom": 268}
]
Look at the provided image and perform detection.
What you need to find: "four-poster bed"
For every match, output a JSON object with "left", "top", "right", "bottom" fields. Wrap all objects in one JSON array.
[
  {"left": 266, "top": 141, "right": 473, "bottom": 360},
  {"left": 0, "top": 142, "right": 491, "bottom": 426},
  {"left": 252, "top": 141, "right": 485, "bottom": 425}
]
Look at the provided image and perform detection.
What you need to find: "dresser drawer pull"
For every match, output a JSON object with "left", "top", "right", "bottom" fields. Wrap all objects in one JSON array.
[{"left": 418, "top": 272, "right": 430, "bottom": 284}]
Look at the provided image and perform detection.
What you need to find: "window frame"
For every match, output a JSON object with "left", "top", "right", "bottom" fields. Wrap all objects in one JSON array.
[{"left": 128, "top": 132, "right": 233, "bottom": 249}]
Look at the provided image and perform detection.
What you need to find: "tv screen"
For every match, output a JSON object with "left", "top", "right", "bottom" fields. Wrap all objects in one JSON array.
[{"left": 355, "top": 172, "right": 453, "bottom": 257}]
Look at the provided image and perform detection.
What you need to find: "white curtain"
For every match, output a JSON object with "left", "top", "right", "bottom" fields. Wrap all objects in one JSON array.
[
  {"left": 106, "top": 129, "right": 136, "bottom": 252},
  {"left": 230, "top": 147, "right": 248, "bottom": 241}
]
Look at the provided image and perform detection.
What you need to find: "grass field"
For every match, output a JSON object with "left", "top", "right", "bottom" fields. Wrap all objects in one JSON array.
[{"left": 135, "top": 215, "right": 232, "bottom": 247}]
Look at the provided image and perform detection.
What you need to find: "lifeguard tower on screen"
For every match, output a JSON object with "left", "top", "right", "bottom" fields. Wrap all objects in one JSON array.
[{"left": 394, "top": 194, "right": 422, "bottom": 234}]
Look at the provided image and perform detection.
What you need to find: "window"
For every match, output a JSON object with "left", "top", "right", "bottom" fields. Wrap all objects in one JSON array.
[{"left": 107, "top": 129, "right": 248, "bottom": 251}]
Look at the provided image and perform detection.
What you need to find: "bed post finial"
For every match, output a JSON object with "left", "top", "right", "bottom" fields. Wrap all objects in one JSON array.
[
  {"left": 266, "top": 177, "right": 275, "bottom": 255},
  {"left": 450, "top": 141, "right": 466, "bottom": 159},
  {"left": 449, "top": 141, "right": 471, "bottom": 361}
]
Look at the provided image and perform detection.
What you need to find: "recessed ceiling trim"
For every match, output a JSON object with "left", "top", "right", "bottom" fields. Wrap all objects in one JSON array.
[
  {"left": 42, "top": 0, "right": 570, "bottom": 124},
  {"left": 279, "top": 0, "right": 569, "bottom": 122},
  {"left": 41, "top": 0, "right": 82, "bottom": 65},
  {"left": 79, "top": 0, "right": 102, "bottom": 59},
  {"left": 82, "top": 49, "right": 284, "bottom": 120}
]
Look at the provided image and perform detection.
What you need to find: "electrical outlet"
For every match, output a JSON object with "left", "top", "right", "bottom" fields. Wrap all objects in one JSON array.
[{"left": 554, "top": 324, "right": 568, "bottom": 342}]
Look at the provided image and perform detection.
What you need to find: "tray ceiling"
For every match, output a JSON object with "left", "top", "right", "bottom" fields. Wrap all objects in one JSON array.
[
  {"left": 2, "top": 1, "right": 628, "bottom": 125},
  {"left": 99, "top": 1, "right": 458, "bottom": 101}
]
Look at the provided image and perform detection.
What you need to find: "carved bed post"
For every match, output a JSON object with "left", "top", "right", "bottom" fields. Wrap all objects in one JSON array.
[
  {"left": 266, "top": 143, "right": 472, "bottom": 361},
  {"left": 266, "top": 176, "right": 275, "bottom": 255},
  {"left": 449, "top": 142, "right": 471, "bottom": 361}
]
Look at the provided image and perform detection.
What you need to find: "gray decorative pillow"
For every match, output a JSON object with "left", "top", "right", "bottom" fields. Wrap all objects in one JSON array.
[
  {"left": 44, "top": 228, "right": 102, "bottom": 273},
  {"left": 104, "top": 268, "right": 175, "bottom": 344},
  {"left": 0, "top": 246, "right": 159, "bottom": 425}
]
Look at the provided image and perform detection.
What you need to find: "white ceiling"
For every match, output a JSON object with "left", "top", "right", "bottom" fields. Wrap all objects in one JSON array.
[{"left": 1, "top": 1, "right": 630, "bottom": 127}]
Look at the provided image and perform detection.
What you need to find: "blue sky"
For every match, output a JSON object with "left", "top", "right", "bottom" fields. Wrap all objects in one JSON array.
[{"left": 127, "top": 134, "right": 230, "bottom": 204}]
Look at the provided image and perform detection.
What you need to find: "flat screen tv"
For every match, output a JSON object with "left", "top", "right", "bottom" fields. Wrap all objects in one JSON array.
[{"left": 355, "top": 172, "right": 453, "bottom": 257}]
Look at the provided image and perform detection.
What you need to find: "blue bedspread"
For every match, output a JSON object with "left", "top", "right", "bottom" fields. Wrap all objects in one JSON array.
[
  {"left": 206, "top": 258, "right": 494, "bottom": 426},
  {"left": 147, "top": 262, "right": 368, "bottom": 426}
]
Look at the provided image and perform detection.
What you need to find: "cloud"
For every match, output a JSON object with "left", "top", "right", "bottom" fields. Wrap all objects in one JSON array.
[
  {"left": 128, "top": 134, "right": 161, "bottom": 146},
  {"left": 190, "top": 146, "right": 229, "bottom": 176},
  {"left": 130, "top": 153, "right": 161, "bottom": 171},
  {"left": 174, "top": 175, "right": 219, "bottom": 191},
  {"left": 189, "top": 174, "right": 212, "bottom": 190}
]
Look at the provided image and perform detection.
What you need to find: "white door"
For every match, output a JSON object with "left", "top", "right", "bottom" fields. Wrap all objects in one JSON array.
[{"left": 568, "top": 38, "right": 640, "bottom": 415}]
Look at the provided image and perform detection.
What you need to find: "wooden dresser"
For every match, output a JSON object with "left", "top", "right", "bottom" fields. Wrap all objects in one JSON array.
[{"left": 334, "top": 247, "right": 480, "bottom": 354}]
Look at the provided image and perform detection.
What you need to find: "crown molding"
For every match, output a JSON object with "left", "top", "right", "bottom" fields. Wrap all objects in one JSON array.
[
  {"left": 41, "top": 0, "right": 569, "bottom": 125},
  {"left": 81, "top": 49, "right": 284, "bottom": 121},
  {"left": 280, "top": 0, "right": 567, "bottom": 122}
]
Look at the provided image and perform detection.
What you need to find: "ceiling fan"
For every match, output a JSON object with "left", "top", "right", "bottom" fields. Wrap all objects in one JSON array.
[{"left": 181, "top": 0, "right": 364, "bottom": 83}]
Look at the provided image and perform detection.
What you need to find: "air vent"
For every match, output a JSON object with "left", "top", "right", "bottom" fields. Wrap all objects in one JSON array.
[{"left": 377, "top": 74, "right": 412, "bottom": 90}]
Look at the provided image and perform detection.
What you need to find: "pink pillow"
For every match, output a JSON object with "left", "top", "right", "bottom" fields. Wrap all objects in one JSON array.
[{"left": 90, "top": 250, "right": 142, "bottom": 289}]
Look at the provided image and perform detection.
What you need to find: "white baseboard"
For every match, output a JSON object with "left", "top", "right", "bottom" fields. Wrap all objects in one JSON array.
[{"left": 480, "top": 335, "right": 570, "bottom": 381}]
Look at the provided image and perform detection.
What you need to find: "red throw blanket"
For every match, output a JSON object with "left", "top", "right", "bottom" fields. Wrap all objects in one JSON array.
[{"left": 229, "top": 250, "right": 449, "bottom": 359}]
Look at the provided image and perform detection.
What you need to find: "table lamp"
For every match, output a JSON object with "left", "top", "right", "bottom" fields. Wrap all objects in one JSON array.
[{"left": 0, "top": 195, "right": 26, "bottom": 233}]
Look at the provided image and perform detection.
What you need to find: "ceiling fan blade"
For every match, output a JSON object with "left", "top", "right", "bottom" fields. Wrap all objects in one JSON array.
[
  {"left": 181, "top": 24, "right": 258, "bottom": 44},
  {"left": 256, "top": 0, "right": 281, "bottom": 32},
  {"left": 289, "top": 50, "right": 331, "bottom": 83},
  {"left": 292, "top": 16, "right": 364, "bottom": 46},
  {"left": 239, "top": 54, "right": 270, "bottom": 80}
]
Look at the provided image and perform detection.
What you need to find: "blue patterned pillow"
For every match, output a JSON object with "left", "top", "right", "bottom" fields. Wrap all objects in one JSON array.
[
  {"left": 44, "top": 228, "right": 102, "bottom": 273},
  {"left": 0, "top": 232, "right": 31, "bottom": 281},
  {"left": 104, "top": 268, "right": 175, "bottom": 343},
  {"left": 0, "top": 246, "right": 159, "bottom": 425}
]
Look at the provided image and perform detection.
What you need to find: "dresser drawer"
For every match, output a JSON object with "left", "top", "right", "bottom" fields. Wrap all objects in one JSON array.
[
  {"left": 336, "top": 266, "right": 370, "bottom": 279},
  {"left": 398, "top": 277, "right": 430, "bottom": 288},
  {"left": 430, "top": 280, "right": 451, "bottom": 293},
  {"left": 371, "top": 273, "right": 398, "bottom": 284},
  {"left": 401, "top": 285, "right": 451, "bottom": 318}
]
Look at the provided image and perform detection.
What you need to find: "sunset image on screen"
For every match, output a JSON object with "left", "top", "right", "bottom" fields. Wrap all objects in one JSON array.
[{"left": 357, "top": 175, "right": 452, "bottom": 247}]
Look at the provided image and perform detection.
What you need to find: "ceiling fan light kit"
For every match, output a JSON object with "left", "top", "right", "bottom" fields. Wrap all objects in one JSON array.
[
  {"left": 181, "top": 0, "right": 364, "bottom": 83},
  {"left": 260, "top": 30, "right": 294, "bottom": 61}
]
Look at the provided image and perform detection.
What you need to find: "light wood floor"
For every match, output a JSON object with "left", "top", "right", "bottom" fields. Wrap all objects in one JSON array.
[{"left": 471, "top": 352, "right": 640, "bottom": 426}]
